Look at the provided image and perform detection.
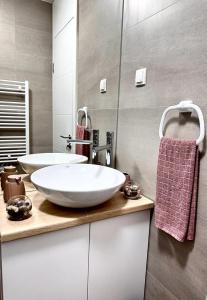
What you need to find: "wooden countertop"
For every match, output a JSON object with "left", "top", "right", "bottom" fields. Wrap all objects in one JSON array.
[{"left": 0, "top": 175, "right": 154, "bottom": 243}]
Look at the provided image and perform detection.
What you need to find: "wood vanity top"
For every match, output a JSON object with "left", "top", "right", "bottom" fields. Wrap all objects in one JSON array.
[{"left": 0, "top": 175, "right": 154, "bottom": 242}]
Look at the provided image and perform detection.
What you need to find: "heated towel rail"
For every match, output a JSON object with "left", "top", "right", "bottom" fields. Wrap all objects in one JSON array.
[{"left": 0, "top": 80, "right": 29, "bottom": 164}]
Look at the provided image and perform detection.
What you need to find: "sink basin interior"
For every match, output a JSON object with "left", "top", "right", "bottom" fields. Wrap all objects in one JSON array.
[
  {"left": 32, "top": 164, "right": 124, "bottom": 192},
  {"left": 31, "top": 164, "right": 125, "bottom": 208}
]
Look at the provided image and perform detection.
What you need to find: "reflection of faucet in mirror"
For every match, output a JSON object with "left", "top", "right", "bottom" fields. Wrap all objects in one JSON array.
[{"left": 60, "top": 130, "right": 114, "bottom": 167}]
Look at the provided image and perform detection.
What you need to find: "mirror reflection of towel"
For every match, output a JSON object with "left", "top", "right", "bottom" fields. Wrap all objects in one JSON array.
[{"left": 76, "top": 125, "right": 90, "bottom": 159}]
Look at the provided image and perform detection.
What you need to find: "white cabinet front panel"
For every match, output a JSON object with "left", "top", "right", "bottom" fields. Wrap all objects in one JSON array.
[
  {"left": 88, "top": 211, "right": 150, "bottom": 300},
  {"left": 2, "top": 224, "right": 89, "bottom": 300}
]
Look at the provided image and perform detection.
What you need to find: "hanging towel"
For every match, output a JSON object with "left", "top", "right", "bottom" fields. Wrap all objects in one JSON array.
[
  {"left": 76, "top": 124, "right": 90, "bottom": 158},
  {"left": 155, "top": 137, "right": 199, "bottom": 242}
]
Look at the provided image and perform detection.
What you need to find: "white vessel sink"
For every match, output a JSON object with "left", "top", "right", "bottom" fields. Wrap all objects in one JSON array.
[
  {"left": 31, "top": 164, "right": 125, "bottom": 208},
  {"left": 18, "top": 153, "right": 88, "bottom": 175}
]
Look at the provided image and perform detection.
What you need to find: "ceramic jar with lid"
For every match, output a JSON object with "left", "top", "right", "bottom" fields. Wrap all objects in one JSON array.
[
  {"left": 6, "top": 195, "right": 32, "bottom": 220},
  {"left": 3, "top": 175, "right": 25, "bottom": 203},
  {"left": 1, "top": 165, "right": 17, "bottom": 191},
  {"left": 123, "top": 181, "right": 141, "bottom": 200}
]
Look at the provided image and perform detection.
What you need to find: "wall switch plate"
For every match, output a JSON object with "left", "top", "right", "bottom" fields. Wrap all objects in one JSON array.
[
  {"left": 135, "top": 68, "right": 147, "bottom": 87},
  {"left": 100, "top": 78, "right": 107, "bottom": 93}
]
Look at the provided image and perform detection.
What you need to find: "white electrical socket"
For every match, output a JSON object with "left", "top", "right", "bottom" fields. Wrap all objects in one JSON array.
[
  {"left": 100, "top": 78, "right": 107, "bottom": 93},
  {"left": 135, "top": 68, "right": 147, "bottom": 87}
]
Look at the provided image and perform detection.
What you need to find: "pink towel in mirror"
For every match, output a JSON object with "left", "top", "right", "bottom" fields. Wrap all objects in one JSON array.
[{"left": 76, "top": 125, "right": 90, "bottom": 159}]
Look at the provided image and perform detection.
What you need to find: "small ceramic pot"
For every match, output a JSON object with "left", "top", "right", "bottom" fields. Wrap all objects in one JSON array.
[
  {"left": 1, "top": 165, "right": 17, "bottom": 191},
  {"left": 123, "top": 181, "right": 141, "bottom": 200},
  {"left": 6, "top": 195, "right": 32, "bottom": 220},
  {"left": 4, "top": 175, "right": 25, "bottom": 203}
]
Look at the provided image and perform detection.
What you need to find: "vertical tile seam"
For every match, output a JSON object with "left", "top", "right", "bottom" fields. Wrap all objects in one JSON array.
[{"left": 114, "top": 0, "right": 125, "bottom": 168}]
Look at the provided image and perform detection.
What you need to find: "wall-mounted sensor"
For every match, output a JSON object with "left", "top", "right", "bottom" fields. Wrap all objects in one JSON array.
[
  {"left": 135, "top": 68, "right": 147, "bottom": 87},
  {"left": 100, "top": 78, "right": 107, "bottom": 93}
]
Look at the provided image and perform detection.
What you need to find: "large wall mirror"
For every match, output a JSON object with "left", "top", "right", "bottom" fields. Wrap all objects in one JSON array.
[{"left": 77, "top": 0, "right": 124, "bottom": 166}]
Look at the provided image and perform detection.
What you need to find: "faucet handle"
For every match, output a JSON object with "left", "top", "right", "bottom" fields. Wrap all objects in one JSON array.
[
  {"left": 106, "top": 150, "right": 111, "bottom": 166},
  {"left": 106, "top": 131, "right": 114, "bottom": 167},
  {"left": 60, "top": 134, "right": 72, "bottom": 139},
  {"left": 60, "top": 134, "right": 72, "bottom": 151},
  {"left": 92, "top": 129, "right": 99, "bottom": 147},
  {"left": 106, "top": 131, "right": 114, "bottom": 146}
]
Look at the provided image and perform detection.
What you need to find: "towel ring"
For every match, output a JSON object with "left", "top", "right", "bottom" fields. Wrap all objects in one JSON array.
[
  {"left": 159, "top": 100, "right": 205, "bottom": 145},
  {"left": 77, "top": 106, "right": 88, "bottom": 128}
]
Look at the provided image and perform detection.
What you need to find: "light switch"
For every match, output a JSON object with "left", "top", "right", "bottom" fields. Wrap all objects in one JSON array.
[
  {"left": 135, "top": 68, "right": 147, "bottom": 87},
  {"left": 100, "top": 78, "right": 107, "bottom": 93}
]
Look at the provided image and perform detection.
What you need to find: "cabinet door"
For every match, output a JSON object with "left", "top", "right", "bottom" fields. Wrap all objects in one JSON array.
[
  {"left": 53, "top": 18, "right": 76, "bottom": 153},
  {"left": 88, "top": 211, "right": 150, "bottom": 300},
  {"left": 2, "top": 224, "right": 89, "bottom": 300},
  {"left": 53, "top": 0, "right": 76, "bottom": 37}
]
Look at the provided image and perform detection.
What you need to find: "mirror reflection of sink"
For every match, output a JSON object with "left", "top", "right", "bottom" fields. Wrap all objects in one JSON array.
[
  {"left": 31, "top": 164, "right": 125, "bottom": 208},
  {"left": 18, "top": 153, "right": 88, "bottom": 175}
]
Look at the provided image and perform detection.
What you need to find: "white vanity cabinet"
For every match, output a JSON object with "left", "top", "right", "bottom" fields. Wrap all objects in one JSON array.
[
  {"left": 1, "top": 224, "right": 89, "bottom": 300},
  {"left": 1, "top": 211, "right": 151, "bottom": 300}
]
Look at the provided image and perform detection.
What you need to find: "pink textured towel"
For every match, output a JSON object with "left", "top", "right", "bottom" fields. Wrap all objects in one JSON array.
[
  {"left": 76, "top": 125, "right": 90, "bottom": 159},
  {"left": 155, "top": 137, "right": 199, "bottom": 242}
]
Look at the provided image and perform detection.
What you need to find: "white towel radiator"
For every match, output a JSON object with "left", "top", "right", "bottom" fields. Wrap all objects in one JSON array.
[{"left": 0, "top": 80, "right": 29, "bottom": 164}]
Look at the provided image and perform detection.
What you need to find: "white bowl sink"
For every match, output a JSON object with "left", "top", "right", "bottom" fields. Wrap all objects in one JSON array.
[
  {"left": 18, "top": 153, "right": 88, "bottom": 175},
  {"left": 31, "top": 164, "right": 125, "bottom": 208}
]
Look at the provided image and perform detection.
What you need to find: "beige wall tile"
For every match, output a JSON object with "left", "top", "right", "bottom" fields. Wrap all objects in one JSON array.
[
  {"left": 124, "top": 0, "right": 179, "bottom": 28},
  {"left": 145, "top": 272, "right": 178, "bottom": 300},
  {"left": 120, "top": 0, "right": 207, "bottom": 110},
  {"left": 147, "top": 214, "right": 207, "bottom": 300},
  {"left": 78, "top": 0, "right": 123, "bottom": 110},
  {"left": 14, "top": 0, "right": 52, "bottom": 32}
]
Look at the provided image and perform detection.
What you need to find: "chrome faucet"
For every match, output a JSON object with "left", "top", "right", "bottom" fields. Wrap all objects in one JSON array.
[
  {"left": 92, "top": 132, "right": 114, "bottom": 167},
  {"left": 60, "top": 130, "right": 114, "bottom": 167}
]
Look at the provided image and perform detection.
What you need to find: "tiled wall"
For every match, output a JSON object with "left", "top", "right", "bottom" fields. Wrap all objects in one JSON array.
[
  {"left": 0, "top": 0, "right": 52, "bottom": 153},
  {"left": 77, "top": 0, "right": 123, "bottom": 164},
  {"left": 116, "top": 0, "right": 207, "bottom": 299}
]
